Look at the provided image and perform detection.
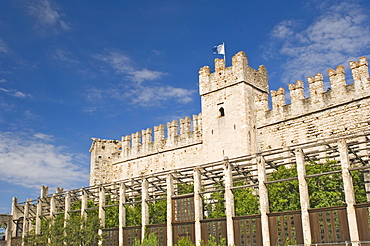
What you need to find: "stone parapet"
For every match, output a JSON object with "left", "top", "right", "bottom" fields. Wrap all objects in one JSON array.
[{"left": 259, "top": 56, "right": 370, "bottom": 125}]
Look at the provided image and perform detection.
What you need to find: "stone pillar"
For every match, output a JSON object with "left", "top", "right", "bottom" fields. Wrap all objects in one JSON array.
[
  {"left": 35, "top": 201, "right": 42, "bottom": 234},
  {"left": 119, "top": 182, "right": 126, "bottom": 246},
  {"left": 81, "top": 189, "right": 88, "bottom": 218},
  {"left": 35, "top": 186, "right": 49, "bottom": 235},
  {"left": 22, "top": 199, "right": 30, "bottom": 241},
  {"left": 338, "top": 139, "right": 360, "bottom": 244},
  {"left": 295, "top": 148, "right": 312, "bottom": 245},
  {"left": 98, "top": 186, "right": 106, "bottom": 245},
  {"left": 65, "top": 192, "right": 71, "bottom": 227},
  {"left": 141, "top": 179, "right": 149, "bottom": 240},
  {"left": 10, "top": 197, "right": 18, "bottom": 239},
  {"left": 193, "top": 168, "right": 203, "bottom": 246},
  {"left": 358, "top": 134, "right": 370, "bottom": 202},
  {"left": 50, "top": 194, "right": 56, "bottom": 220},
  {"left": 166, "top": 174, "right": 174, "bottom": 246},
  {"left": 5, "top": 213, "right": 12, "bottom": 246},
  {"left": 256, "top": 156, "right": 270, "bottom": 246},
  {"left": 223, "top": 159, "right": 235, "bottom": 246}
]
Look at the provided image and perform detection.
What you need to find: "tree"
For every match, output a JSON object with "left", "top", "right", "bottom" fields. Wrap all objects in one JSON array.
[
  {"left": 149, "top": 198, "right": 167, "bottom": 224},
  {"left": 23, "top": 214, "right": 102, "bottom": 246},
  {"left": 133, "top": 233, "right": 158, "bottom": 246},
  {"left": 233, "top": 185, "right": 259, "bottom": 216},
  {"left": 205, "top": 182, "right": 259, "bottom": 218},
  {"left": 267, "top": 160, "right": 367, "bottom": 212}
]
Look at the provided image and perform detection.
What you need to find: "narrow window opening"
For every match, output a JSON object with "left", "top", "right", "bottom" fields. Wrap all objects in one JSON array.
[{"left": 219, "top": 107, "right": 225, "bottom": 117}]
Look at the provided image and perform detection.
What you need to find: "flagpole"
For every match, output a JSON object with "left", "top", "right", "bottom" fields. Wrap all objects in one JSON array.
[{"left": 223, "top": 42, "right": 226, "bottom": 62}]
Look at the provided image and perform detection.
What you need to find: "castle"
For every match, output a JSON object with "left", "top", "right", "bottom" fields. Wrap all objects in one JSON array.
[
  {"left": 3, "top": 51, "right": 370, "bottom": 246},
  {"left": 90, "top": 51, "right": 370, "bottom": 185}
]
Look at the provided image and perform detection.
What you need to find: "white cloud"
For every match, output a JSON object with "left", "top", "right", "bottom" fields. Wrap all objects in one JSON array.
[
  {"left": 127, "top": 69, "right": 165, "bottom": 83},
  {"left": 34, "top": 133, "right": 53, "bottom": 141},
  {"left": 82, "top": 107, "right": 97, "bottom": 114},
  {"left": 94, "top": 50, "right": 166, "bottom": 83},
  {"left": 265, "top": 1, "right": 370, "bottom": 84},
  {"left": 126, "top": 85, "right": 194, "bottom": 106},
  {"left": 85, "top": 87, "right": 103, "bottom": 103},
  {"left": 0, "top": 88, "right": 31, "bottom": 98},
  {"left": 51, "top": 48, "right": 78, "bottom": 64},
  {"left": 0, "top": 39, "right": 9, "bottom": 54},
  {"left": 89, "top": 50, "right": 194, "bottom": 107},
  {"left": 0, "top": 132, "right": 88, "bottom": 189},
  {"left": 271, "top": 20, "right": 297, "bottom": 40},
  {"left": 0, "top": 79, "right": 6, "bottom": 83},
  {"left": 27, "top": 0, "right": 70, "bottom": 33}
]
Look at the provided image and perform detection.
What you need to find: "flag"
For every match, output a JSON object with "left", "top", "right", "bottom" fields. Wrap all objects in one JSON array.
[{"left": 212, "top": 43, "right": 225, "bottom": 55}]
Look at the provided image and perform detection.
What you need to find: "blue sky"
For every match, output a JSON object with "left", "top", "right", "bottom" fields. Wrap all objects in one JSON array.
[{"left": 1, "top": 0, "right": 370, "bottom": 214}]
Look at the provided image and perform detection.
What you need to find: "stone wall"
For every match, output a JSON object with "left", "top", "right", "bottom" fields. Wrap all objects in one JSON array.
[
  {"left": 89, "top": 51, "right": 369, "bottom": 186},
  {"left": 257, "top": 56, "right": 370, "bottom": 150}
]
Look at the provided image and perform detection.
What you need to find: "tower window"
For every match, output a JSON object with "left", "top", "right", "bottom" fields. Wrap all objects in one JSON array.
[{"left": 219, "top": 107, "right": 225, "bottom": 117}]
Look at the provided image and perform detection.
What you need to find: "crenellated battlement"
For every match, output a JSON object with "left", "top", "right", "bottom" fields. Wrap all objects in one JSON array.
[
  {"left": 260, "top": 56, "right": 370, "bottom": 124},
  {"left": 199, "top": 51, "right": 268, "bottom": 95},
  {"left": 91, "top": 113, "right": 203, "bottom": 163},
  {"left": 90, "top": 52, "right": 370, "bottom": 186}
]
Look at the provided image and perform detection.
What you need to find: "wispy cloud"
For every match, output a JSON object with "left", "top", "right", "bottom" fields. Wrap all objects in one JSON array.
[
  {"left": 107, "top": 84, "right": 194, "bottom": 106},
  {"left": 33, "top": 132, "right": 54, "bottom": 141},
  {"left": 94, "top": 50, "right": 167, "bottom": 83},
  {"left": 50, "top": 48, "right": 78, "bottom": 64},
  {"left": 26, "top": 0, "right": 70, "bottom": 33},
  {"left": 0, "top": 132, "right": 88, "bottom": 189},
  {"left": 265, "top": 0, "right": 370, "bottom": 84},
  {"left": 88, "top": 50, "right": 195, "bottom": 107},
  {"left": 0, "top": 39, "right": 10, "bottom": 54},
  {"left": 0, "top": 88, "right": 31, "bottom": 98}
]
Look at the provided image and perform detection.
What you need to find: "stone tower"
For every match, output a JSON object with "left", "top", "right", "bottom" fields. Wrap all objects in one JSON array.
[{"left": 199, "top": 51, "right": 268, "bottom": 162}]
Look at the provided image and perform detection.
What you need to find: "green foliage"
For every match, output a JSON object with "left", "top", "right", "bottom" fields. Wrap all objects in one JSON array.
[
  {"left": 283, "top": 237, "right": 297, "bottom": 246},
  {"left": 234, "top": 183, "right": 259, "bottom": 216},
  {"left": 200, "top": 235, "right": 226, "bottom": 246},
  {"left": 267, "top": 160, "right": 367, "bottom": 212},
  {"left": 267, "top": 165, "right": 300, "bottom": 212},
  {"left": 126, "top": 203, "right": 142, "bottom": 227},
  {"left": 105, "top": 199, "right": 119, "bottom": 228},
  {"left": 204, "top": 183, "right": 225, "bottom": 219},
  {"left": 133, "top": 233, "right": 158, "bottom": 246},
  {"left": 175, "top": 237, "right": 195, "bottom": 246},
  {"left": 178, "top": 183, "right": 194, "bottom": 195},
  {"left": 149, "top": 198, "right": 167, "bottom": 224},
  {"left": 205, "top": 181, "right": 259, "bottom": 218},
  {"left": 23, "top": 214, "right": 102, "bottom": 246}
]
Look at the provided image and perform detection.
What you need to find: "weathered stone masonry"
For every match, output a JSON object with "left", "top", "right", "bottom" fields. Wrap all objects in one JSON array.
[
  {"left": 5, "top": 51, "right": 370, "bottom": 246},
  {"left": 90, "top": 51, "right": 370, "bottom": 186}
]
